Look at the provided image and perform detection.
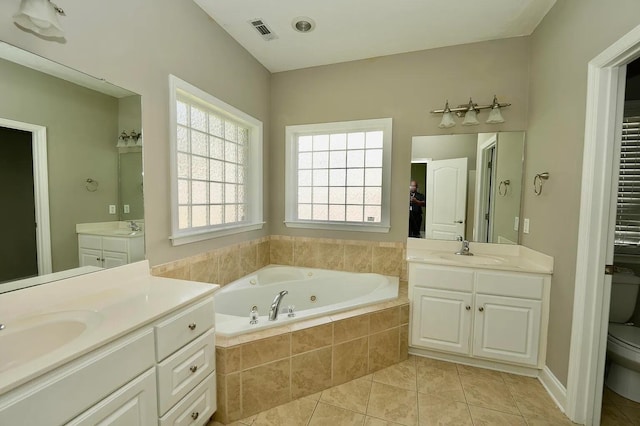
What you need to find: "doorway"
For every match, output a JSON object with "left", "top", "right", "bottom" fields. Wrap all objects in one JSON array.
[
  {"left": 476, "top": 136, "right": 498, "bottom": 243},
  {"left": 567, "top": 24, "right": 640, "bottom": 426}
]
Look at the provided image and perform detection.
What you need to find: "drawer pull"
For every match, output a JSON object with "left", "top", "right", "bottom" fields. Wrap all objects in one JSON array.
[
  {"left": 191, "top": 412, "right": 199, "bottom": 420},
  {"left": 465, "top": 305, "right": 471, "bottom": 311},
  {"left": 188, "top": 323, "right": 197, "bottom": 331},
  {"left": 479, "top": 307, "right": 484, "bottom": 312},
  {"left": 189, "top": 365, "right": 198, "bottom": 373}
]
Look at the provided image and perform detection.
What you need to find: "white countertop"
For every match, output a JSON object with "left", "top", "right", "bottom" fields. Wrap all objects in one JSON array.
[
  {"left": 0, "top": 261, "right": 217, "bottom": 395},
  {"left": 0, "top": 266, "right": 103, "bottom": 294},
  {"left": 406, "top": 239, "right": 554, "bottom": 274},
  {"left": 76, "top": 221, "right": 145, "bottom": 238}
]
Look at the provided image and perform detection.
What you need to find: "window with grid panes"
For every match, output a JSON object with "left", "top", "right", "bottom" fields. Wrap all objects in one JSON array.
[
  {"left": 169, "top": 75, "right": 263, "bottom": 245},
  {"left": 285, "top": 118, "right": 392, "bottom": 232}
]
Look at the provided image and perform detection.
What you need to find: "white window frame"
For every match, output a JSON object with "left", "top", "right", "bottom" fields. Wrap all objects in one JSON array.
[
  {"left": 168, "top": 74, "right": 264, "bottom": 246},
  {"left": 285, "top": 118, "right": 392, "bottom": 233}
]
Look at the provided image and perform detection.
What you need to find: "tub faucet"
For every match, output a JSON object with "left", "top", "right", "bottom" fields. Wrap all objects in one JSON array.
[
  {"left": 455, "top": 236, "right": 473, "bottom": 256},
  {"left": 268, "top": 290, "right": 288, "bottom": 321}
]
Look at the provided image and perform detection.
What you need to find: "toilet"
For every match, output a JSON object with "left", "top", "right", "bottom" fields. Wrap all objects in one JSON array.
[{"left": 606, "top": 268, "right": 640, "bottom": 402}]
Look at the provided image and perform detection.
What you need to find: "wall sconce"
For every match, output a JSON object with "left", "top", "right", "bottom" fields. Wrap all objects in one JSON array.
[
  {"left": 431, "top": 95, "right": 511, "bottom": 128},
  {"left": 117, "top": 130, "right": 143, "bottom": 148},
  {"left": 13, "top": 0, "right": 65, "bottom": 38}
]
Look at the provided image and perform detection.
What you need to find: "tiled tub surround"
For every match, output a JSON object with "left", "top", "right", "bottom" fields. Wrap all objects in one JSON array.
[
  {"left": 215, "top": 265, "right": 399, "bottom": 336},
  {"left": 151, "top": 236, "right": 407, "bottom": 285},
  {"left": 213, "top": 287, "right": 410, "bottom": 424}
]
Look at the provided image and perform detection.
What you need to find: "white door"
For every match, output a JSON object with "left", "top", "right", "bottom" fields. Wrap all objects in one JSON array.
[
  {"left": 103, "top": 251, "right": 128, "bottom": 269},
  {"left": 411, "top": 287, "right": 472, "bottom": 355},
  {"left": 425, "top": 158, "right": 468, "bottom": 240},
  {"left": 67, "top": 369, "right": 157, "bottom": 426},
  {"left": 473, "top": 294, "right": 542, "bottom": 366},
  {"left": 79, "top": 248, "right": 103, "bottom": 267}
]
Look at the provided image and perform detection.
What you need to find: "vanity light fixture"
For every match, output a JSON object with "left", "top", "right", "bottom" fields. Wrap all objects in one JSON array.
[
  {"left": 430, "top": 95, "right": 511, "bottom": 127},
  {"left": 117, "top": 130, "right": 142, "bottom": 148},
  {"left": 13, "top": 0, "right": 65, "bottom": 38},
  {"left": 438, "top": 101, "right": 456, "bottom": 129}
]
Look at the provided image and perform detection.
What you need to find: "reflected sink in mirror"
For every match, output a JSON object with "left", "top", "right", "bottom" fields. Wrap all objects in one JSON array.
[
  {"left": 110, "top": 229, "right": 143, "bottom": 236},
  {"left": 436, "top": 253, "right": 506, "bottom": 265},
  {"left": 0, "top": 310, "right": 102, "bottom": 373}
]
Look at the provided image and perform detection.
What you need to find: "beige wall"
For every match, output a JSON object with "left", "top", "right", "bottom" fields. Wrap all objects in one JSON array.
[
  {"left": 492, "top": 132, "right": 524, "bottom": 244},
  {"left": 270, "top": 37, "right": 530, "bottom": 241},
  {"left": 0, "top": 58, "right": 119, "bottom": 272},
  {"left": 0, "top": 0, "right": 271, "bottom": 266},
  {"left": 524, "top": 0, "right": 640, "bottom": 385}
]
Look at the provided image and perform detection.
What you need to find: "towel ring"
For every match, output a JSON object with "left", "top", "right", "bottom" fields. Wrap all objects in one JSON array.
[
  {"left": 85, "top": 178, "right": 99, "bottom": 192},
  {"left": 533, "top": 172, "right": 550, "bottom": 196},
  {"left": 498, "top": 180, "right": 510, "bottom": 196}
]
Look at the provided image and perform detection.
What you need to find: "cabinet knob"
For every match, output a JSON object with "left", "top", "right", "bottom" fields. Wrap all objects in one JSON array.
[
  {"left": 96, "top": 257, "right": 100, "bottom": 261},
  {"left": 188, "top": 323, "right": 197, "bottom": 331},
  {"left": 191, "top": 412, "right": 199, "bottom": 420},
  {"left": 189, "top": 365, "right": 198, "bottom": 373},
  {"left": 465, "top": 305, "right": 471, "bottom": 311},
  {"left": 479, "top": 307, "right": 484, "bottom": 312}
]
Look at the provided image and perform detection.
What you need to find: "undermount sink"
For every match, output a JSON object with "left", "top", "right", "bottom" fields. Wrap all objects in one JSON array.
[
  {"left": 110, "top": 229, "right": 142, "bottom": 236},
  {"left": 0, "top": 310, "right": 102, "bottom": 373},
  {"left": 436, "top": 253, "right": 506, "bottom": 265}
]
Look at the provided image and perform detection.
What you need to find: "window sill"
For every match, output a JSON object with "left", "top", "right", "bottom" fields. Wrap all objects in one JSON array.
[
  {"left": 284, "top": 220, "right": 390, "bottom": 233},
  {"left": 170, "top": 222, "right": 265, "bottom": 246}
]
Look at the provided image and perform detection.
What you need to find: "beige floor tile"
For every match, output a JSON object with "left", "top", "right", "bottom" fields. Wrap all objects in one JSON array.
[
  {"left": 456, "top": 364, "right": 505, "bottom": 383},
  {"left": 513, "top": 389, "right": 565, "bottom": 421},
  {"left": 309, "top": 402, "right": 366, "bottom": 426},
  {"left": 321, "top": 376, "right": 373, "bottom": 414},
  {"left": 367, "top": 382, "right": 418, "bottom": 425},
  {"left": 460, "top": 374, "right": 519, "bottom": 415},
  {"left": 364, "top": 416, "right": 404, "bottom": 425},
  {"left": 414, "top": 356, "right": 457, "bottom": 374},
  {"left": 616, "top": 404, "right": 640, "bottom": 426},
  {"left": 416, "top": 364, "right": 464, "bottom": 398},
  {"left": 252, "top": 397, "right": 317, "bottom": 426},
  {"left": 238, "top": 414, "right": 257, "bottom": 425},
  {"left": 372, "top": 358, "right": 417, "bottom": 391},
  {"left": 600, "top": 403, "right": 635, "bottom": 426},
  {"left": 468, "top": 405, "right": 526, "bottom": 426},
  {"left": 417, "top": 393, "right": 472, "bottom": 426},
  {"left": 523, "top": 415, "right": 577, "bottom": 425}
]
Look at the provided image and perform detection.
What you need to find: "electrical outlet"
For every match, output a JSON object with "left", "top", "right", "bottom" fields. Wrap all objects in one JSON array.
[
  {"left": 523, "top": 218, "right": 530, "bottom": 234},
  {"left": 124, "top": 204, "right": 130, "bottom": 214},
  {"left": 108, "top": 205, "right": 116, "bottom": 215},
  {"left": 514, "top": 216, "right": 520, "bottom": 231}
]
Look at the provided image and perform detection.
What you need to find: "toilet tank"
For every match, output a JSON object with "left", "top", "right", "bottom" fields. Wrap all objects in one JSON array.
[{"left": 610, "top": 268, "right": 640, "bottom": 323}]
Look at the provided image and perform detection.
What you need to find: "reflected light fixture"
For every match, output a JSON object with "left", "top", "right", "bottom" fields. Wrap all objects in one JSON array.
[
  {"left": 13, "top": 0, "right": 65, "bottom": 38},
  {"left": 438, "top": 101, "right": 456, "bottom": 128},
  {"left": 462, "top": 98, "right": 480, "bottom": 126},
  {"left": 486, "top": 95, "right": 506, "bottom": 124}
]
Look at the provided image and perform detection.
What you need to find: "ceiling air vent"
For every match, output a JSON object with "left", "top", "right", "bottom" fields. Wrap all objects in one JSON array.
[{"left": 249, "top": 18, "right": 278, "bottom": 41}]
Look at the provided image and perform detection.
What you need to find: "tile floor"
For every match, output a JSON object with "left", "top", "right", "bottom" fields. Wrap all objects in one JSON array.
[
  {"left": 601, "top": 386, "right": 640, "bottom": 425},
  {"left": 208, "top": 355, "right": 577, "bottom": 426}
]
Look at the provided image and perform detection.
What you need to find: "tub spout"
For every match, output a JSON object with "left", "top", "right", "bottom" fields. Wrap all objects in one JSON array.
[{"left": 268, "top": 290, "right": 288, "bottom": 321}]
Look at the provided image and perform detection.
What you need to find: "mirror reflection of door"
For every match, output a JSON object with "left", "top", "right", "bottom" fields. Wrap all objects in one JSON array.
[
  {"left": 425, "top": 157, "right": 468, "bottom": 240},
  {"left": 0, "top": 126, "right": 37, "bottom": 283}
]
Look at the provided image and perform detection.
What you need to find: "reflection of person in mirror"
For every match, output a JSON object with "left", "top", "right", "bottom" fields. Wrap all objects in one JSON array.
[{"left": 409, "top": 180, "right": 426, "bottom": 238}]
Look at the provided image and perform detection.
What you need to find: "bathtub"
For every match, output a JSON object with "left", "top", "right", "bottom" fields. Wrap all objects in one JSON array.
[{"left": 213, "top": 265, "right": 399, "bottom": 336}]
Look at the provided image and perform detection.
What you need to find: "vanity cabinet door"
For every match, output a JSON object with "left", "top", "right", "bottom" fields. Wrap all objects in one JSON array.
[
  {"left": 79, "top": 248, "right": 103, "bottom": 267},
  {"left": 411, "top": 287, "right": 472, "bottom": 355},
  {"left": 103, "top": 251, "right": 128, "bottom": 269},
  {"left": 472, "top": 294, "right": 541, "bottom": 366}
]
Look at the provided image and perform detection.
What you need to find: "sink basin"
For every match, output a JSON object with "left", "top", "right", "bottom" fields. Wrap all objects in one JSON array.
[
  {"left": 436, "top": 253, "right": 506, "bottom": 265},
  {"left": 110, "top": 229, "right": 142, "bottom": 236},
  {"left": 0, "top": 310, "right": 102, "bottom": 373}
]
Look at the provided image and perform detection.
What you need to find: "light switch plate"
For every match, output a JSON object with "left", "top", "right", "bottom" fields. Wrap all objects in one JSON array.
[
  {"left": 514, "top": 216, "right": 520, "bottom": 231},
  {"left": 523, "top": 218, "right": 530, "bottom": 234},
  {"left": 109, "top": 205, "right": 116, "bottom": 215},
  {"left": 124, "top": 204, "right": 130, "bottom": 214}
]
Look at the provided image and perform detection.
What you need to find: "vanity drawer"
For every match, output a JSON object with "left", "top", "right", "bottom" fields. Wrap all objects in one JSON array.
[
  {"left": 475, "top": 271, "right": 544, "bottom": 300},
  {"left": 159, "top": 372, "right": 216, "bottom": 426},
  {"left": 78, "top": 234, "right": 102, "bottom": 250},
  {"left": 102, "top": 236, "right": 128, "bottom": 253},
  {"left": 155, "top": 297, "right": 215, "bottom": 361},
  {"left": 157, "top": 328, "right": 216, "bottom": 415},
  {"left": 410, "top": 264, "right": 474, "bottom": 292}
]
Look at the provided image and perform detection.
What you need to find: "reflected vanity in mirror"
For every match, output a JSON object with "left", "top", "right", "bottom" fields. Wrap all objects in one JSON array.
[
  {"left": 410, "top": 132, "right": 525, "bottom": 244},
  {"left": 0, "top": 42, "right": 144, "bottom": 293}
]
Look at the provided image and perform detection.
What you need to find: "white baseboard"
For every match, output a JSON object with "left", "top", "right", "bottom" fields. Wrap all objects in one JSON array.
[{"left": 538, "top": 365, "right": 567, "bottom": 413}]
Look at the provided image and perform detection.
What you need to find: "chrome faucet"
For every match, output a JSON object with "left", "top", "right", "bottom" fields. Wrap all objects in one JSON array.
[
  {"left": 268, "top": 290, "right": 288, "bottom": 321},
  {"left": 455, "top": 236, "right": 473, "bottom": 256},
  {"left": 129, "top": 221, "right": 141, "bottom": 232}
]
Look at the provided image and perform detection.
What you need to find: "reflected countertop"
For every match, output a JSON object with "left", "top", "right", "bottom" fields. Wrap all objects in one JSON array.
[
  {"left": 0, "top": 261, "right": 217, "bottom": 395},
  {"left": 406, "top": 238, "right": 554, "bottom": 274},
  {"left": 76, "top": 221, "right": 145, "bottom": 238}
]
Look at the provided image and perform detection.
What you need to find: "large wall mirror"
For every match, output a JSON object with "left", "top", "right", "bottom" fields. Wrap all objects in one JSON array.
[
  {"left": 0, "top": 42, "right": 144, "bottom": 294},
  {"left": 410, "top": 132, "right": 525, "bottom": 244}
]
